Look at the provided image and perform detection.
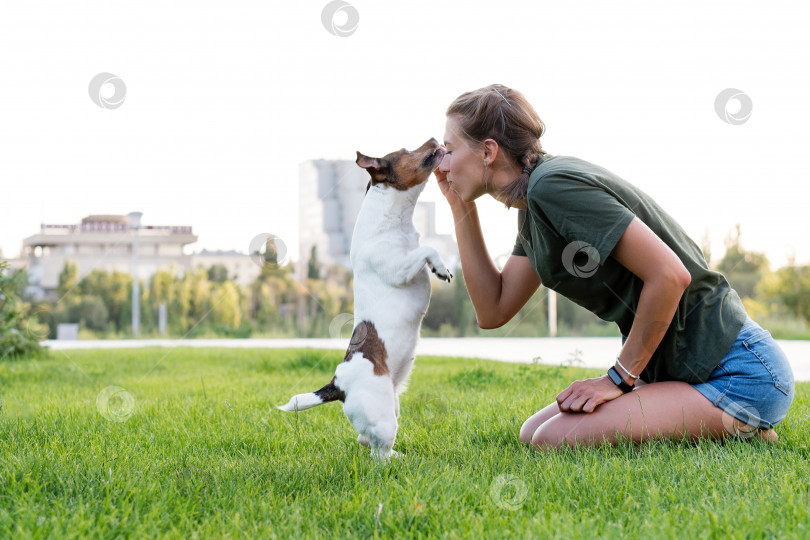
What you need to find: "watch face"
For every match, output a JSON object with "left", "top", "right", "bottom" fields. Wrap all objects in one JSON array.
[{"left": 608, "top": 367, "right": 630, "bottom": 391}]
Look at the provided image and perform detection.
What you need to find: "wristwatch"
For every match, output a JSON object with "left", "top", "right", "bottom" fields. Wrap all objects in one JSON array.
[{"left": 607, "top": 366, "right": 634, "bottom": 393}]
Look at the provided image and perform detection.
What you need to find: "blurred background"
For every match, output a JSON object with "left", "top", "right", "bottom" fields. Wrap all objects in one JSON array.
[{"left": 2, "top": 0, "right": 809, "bottom": 350}]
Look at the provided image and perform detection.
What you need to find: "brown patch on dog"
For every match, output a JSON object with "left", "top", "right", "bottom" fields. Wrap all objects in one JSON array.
[
  {"left": 356, "top": 137, "right": 445, "bottom": 192},
  {"left": 342, "top": 320, "right": 389, "bottom": 376},
  {"left": 314, "top": 376, "right": 346, "bottom": 403}
]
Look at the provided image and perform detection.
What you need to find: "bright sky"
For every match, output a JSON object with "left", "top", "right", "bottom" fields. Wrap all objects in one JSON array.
[{"left": 2, "top": 1, "right": 809, "bottom": 271}]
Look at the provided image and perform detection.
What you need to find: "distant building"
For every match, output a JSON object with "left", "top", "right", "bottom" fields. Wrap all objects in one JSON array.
[
  {"left": 18, "top": 214, "right": 197, "bottom": 299},
  {"left": 412, "top": 201, "right": 459, "bottom": 272},
  {"left": 298, "top": 159, "right": 367, "bottom": 280},
  {"left": 189, "top": 249, "right": 260, "bottom": 288},
  {"left": 298, "top": 159, "right": 458, "bottom": 279}
]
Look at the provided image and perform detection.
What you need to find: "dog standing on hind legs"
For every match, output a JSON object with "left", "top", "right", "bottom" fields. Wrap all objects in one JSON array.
[{"left": 277, "top": 137, "right": 452, "bottom": 461}]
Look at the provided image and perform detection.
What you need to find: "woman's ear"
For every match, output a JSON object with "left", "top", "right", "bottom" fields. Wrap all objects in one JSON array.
[{"left": 481, "top": 138, "right": 500, "bottom": 165}]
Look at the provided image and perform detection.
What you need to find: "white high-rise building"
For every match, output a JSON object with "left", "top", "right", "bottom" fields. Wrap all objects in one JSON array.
[
  {"left": 298, "top": 159, "right": 458, "bottom": 279},
  {"left": 298, "top": 159, "right": 367, "bottom": 280}
]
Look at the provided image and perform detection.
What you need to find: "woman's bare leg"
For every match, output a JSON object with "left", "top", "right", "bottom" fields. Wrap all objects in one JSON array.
[
  {"left": 519, "top": 379, "right": 648, "bottom": 444},
  {"left": 519, "top": 401, "right": 562, "bottom": 444},
  {"left": 530, "top": 380, "right": 776, "bottom": 450}
]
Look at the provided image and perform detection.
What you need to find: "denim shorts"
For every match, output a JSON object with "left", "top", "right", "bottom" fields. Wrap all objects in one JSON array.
[{"left": 690, "top": 314, "right": 795, "bottom": 430}]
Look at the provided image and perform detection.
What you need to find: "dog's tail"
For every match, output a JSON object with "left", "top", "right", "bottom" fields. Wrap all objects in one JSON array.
[{"left": 276, "top": 377, "right": 346, "bottom": 412}]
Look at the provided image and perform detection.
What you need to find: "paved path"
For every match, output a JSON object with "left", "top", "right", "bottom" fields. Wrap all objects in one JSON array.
[{"left": 44, "top": 336, "right": 810, "bottom": 382}]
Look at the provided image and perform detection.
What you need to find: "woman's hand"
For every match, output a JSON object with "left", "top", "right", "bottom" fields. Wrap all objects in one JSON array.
[
  {"left": 434, "top": 167, "right": 462, "bottom": 206},
  {"left": 556, "top": 375, "right": 624, "bottom": 413}
]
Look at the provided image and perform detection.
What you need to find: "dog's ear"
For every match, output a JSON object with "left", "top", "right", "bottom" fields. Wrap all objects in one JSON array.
[
  {"left": 356, "top": 151, "right": 380, "bottom": 169},
  {"left": 356, "top": 151, "right": 391, "bottom": 184}
]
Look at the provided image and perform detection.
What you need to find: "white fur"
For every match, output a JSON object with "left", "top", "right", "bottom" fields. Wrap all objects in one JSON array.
[
  {"left": 277, "top": 156, "right": 450, "bottom": 463},
  {"left": 339, "top": 180, "right": 451, "bottom": 460}
]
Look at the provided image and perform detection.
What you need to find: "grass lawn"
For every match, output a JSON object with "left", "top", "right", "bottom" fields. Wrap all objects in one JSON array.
[{"left": 1, "top": 347, "right": 809, "bottom": 538}]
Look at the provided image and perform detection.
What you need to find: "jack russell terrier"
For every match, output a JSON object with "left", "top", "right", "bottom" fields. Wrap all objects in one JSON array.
[{"left": 277, "top": 137, "right": 452, "bottom": 461}]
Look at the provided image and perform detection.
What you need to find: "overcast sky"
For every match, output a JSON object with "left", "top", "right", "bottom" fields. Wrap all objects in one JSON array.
[{"left": 2, "top": 0, "right": 809, "bottom": 271}]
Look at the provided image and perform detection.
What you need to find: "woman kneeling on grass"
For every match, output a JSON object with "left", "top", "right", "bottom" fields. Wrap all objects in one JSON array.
[{"left": 435, "top": 83, "right": 795, "bottom": 449}]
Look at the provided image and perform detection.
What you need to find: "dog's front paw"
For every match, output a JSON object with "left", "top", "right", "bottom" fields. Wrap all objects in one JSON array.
[
  {"left": 431, "top": 265, "right": 453, "bottom": 283},
  {"left": 371, "top": 447, "right": 401, "bottom": 462},
  {"left": 357, "top": 434, "right": 371, "bottom": 448}
]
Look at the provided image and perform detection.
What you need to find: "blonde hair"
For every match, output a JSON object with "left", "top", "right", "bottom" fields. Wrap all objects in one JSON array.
[{"left": 445, "top": 84, "right": 547, "bottom": 208}]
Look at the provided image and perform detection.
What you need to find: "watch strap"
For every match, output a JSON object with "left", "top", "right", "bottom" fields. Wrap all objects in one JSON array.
[{"left": 608, "top": 366, "right": 634, "bottom": 393}]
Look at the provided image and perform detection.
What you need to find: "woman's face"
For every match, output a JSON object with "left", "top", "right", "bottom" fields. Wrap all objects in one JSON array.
[{"left": 438, "top": 116, "right": 486, "bottom": 201}]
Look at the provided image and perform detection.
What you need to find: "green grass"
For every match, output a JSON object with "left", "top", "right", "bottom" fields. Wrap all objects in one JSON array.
[{"left": 1, "top": 347, "right": 809, "bottom": 539}]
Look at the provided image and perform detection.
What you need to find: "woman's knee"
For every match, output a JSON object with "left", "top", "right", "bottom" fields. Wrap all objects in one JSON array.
[
  {"left": 518, "top": 402, "right": 562, "bottom": 444},
  {"left": 519, "top": 417, "right": 537, "bottom": 444},
  {"left": 529, "top": 422, "right": 571, "bottom": 450}
]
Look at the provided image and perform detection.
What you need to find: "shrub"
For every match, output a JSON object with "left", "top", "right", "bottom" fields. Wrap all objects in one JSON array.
[{"left": 0, "top": 260, "right": 47, "bottom": 360}]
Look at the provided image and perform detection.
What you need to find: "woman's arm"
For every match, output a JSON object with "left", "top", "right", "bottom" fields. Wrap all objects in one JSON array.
[
  {"left": 449, "top": 201, "right": 541, "bottom": 329},
  {"left": 556, "top": 217, "right": 690, "bottom": 413},
  {"left": 609, "top": 217, "right": 691, "bottom": 381},
  {"left": 435, "top": 166, "right": 540, "bottom": 328}
]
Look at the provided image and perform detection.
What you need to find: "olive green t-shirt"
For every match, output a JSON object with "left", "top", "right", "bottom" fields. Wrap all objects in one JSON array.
[{"left": 512, "top": 154, "right": 747, "bottom": 384}]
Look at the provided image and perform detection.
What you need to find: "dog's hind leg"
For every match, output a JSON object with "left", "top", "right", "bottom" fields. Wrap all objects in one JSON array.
[{"left": 369, "top": 426, "right": 398, "bottom": 462}]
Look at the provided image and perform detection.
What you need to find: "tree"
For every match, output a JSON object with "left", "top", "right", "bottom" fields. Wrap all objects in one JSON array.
[
  {"left": 57, "top": 260, "right": 79, "bottom": 299},
  {"left": 700, "top": 228, "right": 712, "bottom": 267},
  {"left": 757, "top": 262, "right": 810, "bottom": 325},
  {"left": 211, "top": 280, "right": 242, "bottom": 328},
  {"left": 452, "top": 264, "right": 475, "bottom": 336},
  {"left": 207, "top": 263, "right": 229, "bottom": 283},
  {"left": 307, "top": 245, "right": 321, "bottom": 280},
  {"left": 423, "top": 282, "right": 455, "bottom": 332},
  {"left": 0, "top": 260, "right": 46, "bottom": 359},
  {"left": 78, "top": 269, "right": 131, "bottom": 333},
  {"left": 715, "top": 223, "right": 769, "bottom": 299}
]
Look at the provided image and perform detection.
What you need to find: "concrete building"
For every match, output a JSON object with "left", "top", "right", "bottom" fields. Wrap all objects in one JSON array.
[
  {"left": 298, "top": 159, "right": 367, "bottom": 279},
  {"left": 298, "top": 159, "right": 459, "bottom": 279},
  {"left": 413, "top": 200, "right": 459, "bottom": 272},
  {"left": 18, "top": 214, "right": 197, "bottom": 299},
  {"left": 189, "top": 249, "right": 261, "bottom": 288}
]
